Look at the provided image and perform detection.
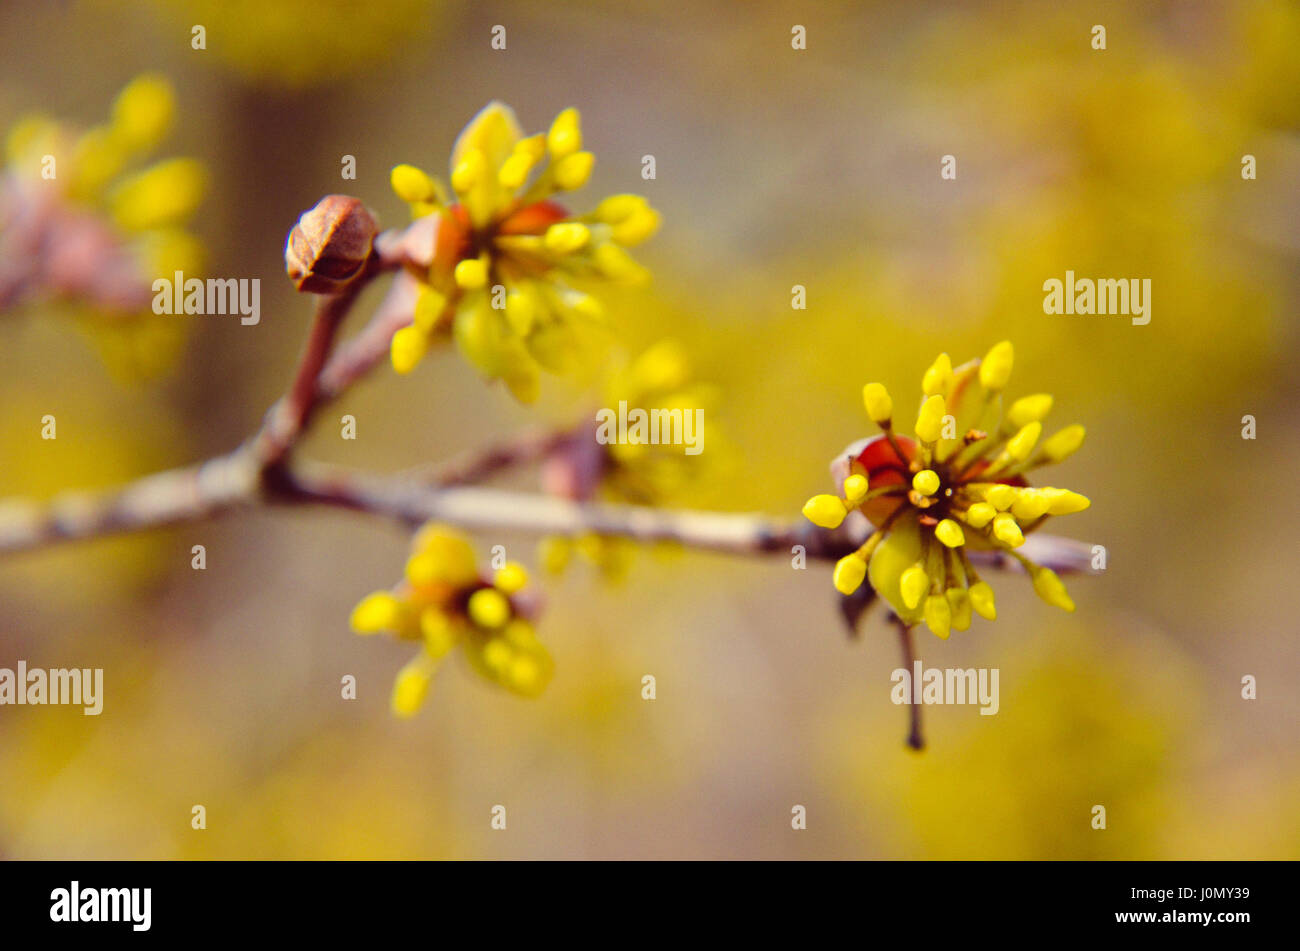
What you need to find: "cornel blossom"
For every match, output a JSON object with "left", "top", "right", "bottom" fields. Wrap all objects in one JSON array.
[
  {"left": 350, "top": 524, "right": 553, "bottom": 715},
  {"left": 386, "top": 102, "right": 660, "bottom": 402},
  {"left": 802, "top": 342, "right": 1090, "bottom": 639}
]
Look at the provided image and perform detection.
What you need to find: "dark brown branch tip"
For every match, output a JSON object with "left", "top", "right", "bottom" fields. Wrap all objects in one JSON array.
[{"left": 285, "top": 195, "right": 379, "bottom": 295}]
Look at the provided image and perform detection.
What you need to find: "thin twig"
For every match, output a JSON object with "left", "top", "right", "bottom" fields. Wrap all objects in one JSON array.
[{"left": 891, "top": 614, "right": 925, "bottom": 751}]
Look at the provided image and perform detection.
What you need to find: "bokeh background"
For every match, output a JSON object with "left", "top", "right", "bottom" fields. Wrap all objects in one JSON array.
[{"left": 1, "top": 0, "right": 1297, "bottom": 859}]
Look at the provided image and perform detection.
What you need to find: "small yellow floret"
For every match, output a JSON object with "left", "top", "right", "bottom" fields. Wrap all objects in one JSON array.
[
  {"left": 912, "top": 469, "right": 940, "bottom": 496},
  {"left": 992, "top": 513, "right": 1025, "bottom": 547},
  {"left": 900, "top": 562, "right": 930, "bottom": 611},
  {"left": 921, "top": 352, "right": 953, "bottom": 397},
  {"left": 468, "top": 588, "right": 511, "bottom": 629},
  {"left": 979, "top": 340, "right": 1014, "bottom": 391},
  {"left": 350, "top": 591, "right": 403, "bottom": 634},
  {"left": 862, "top": 383, "right": 892, "bottom": 424},
  {"left": 802, "top": 494, "right": 847, "bottom": 529},
  {"left": 1008, "top": 393, "right": 1053, "bottom": 428},
  {"left": 833, "top": 554, "right": 867, "bottom": 595},
  {"left": 935, "top": 519, "right": 965, "bottom": 548},
  {"left": 1032, "top": 567, "right": 1076, "bottom": 612},
  {"left": 915, "top": 394, "right": 947, "bottom": 443},
  {"left": 969, "top": 581, "right": 997, "bottom": 620},
  {"left": 923, "top": 594, "right": 952, "bottom": 639}
]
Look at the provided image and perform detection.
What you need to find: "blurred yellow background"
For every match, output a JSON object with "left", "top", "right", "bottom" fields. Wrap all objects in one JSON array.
[{"left": 1, "top": 0, "right": 1297, "bottom": 859}]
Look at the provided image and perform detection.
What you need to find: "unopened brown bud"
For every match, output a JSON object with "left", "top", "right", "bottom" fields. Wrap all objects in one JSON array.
[{"left": 285, "top": 195, "right": 378, "bottom": 294}]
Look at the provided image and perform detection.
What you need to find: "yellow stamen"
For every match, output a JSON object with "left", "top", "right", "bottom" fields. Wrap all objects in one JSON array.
[
  {"left": 390, "top": 325, "right": 429, "bottom": 375},
  {"left": 843, "top": 474, "right": 869, "bottom": 502},
  {"left": 553, "top": 150, "right": 595, "bottom": 190},
  {"left": 543, "top": 222, "right": 590, "bottom": 254},
  {"left": 391, "top": 163, "right": 438, "bottom": 203},
  {"left": 547, "top": 107, "right": 583, "bottom": 158},
  {"left": 494, "top": 562, "right": 530, "bottom": 594}
]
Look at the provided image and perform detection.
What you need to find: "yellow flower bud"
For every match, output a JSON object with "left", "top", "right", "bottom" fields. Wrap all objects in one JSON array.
[
  {"left": 350, "top": 591, "right": 403, "bottom": 634},
  {"left": 923, "top": 594, "right": 951, "bottom": 639},
  {"left": 946, "top": 587, "right": 972, "bottom": 631},
  {"left": 454, "top": 257, "right": 489, "bottom": 289},
  {"left": 964, "top": 502, "right": 996, "bottom": 528},
  {"left": 912, "top": 469, "right": 940, "bottom": 496},
  {"left": 1010, "top": 488, "right": 1050, "bottom": 521},
  {"left": 543, "top": 222, "right": 590, "bottom": 254},
  {"left": 1041, "top": 488, "right": 1091, "bottom": 515},
  {"left": 547, "top": 107, "right": 583, "bottom": 157},
  {"left": 833, "top": 554, "right": 867, "bottom": 595},
  {"left": 900, "top": 562, "right": 929, "bottom": 611},
  {"left": 609, "top": 206, "right": 660, "bottom": 246},
  {"left": 985, "top": 484, "right": 1016, "bottom": 511},
  {"left": 979, "top": 340, "right": 1014, "bottom": 391},
  {"left": 420, "top": 609, "right": 456, "bottom": 657},
  {"left": 969, "top": 581, "right": 997, "bottom": 620},
  {"left": 1032, "top": 567, "right": 1076, "bottom": 612},
  {"left": 110, "top": 74, "right": 174, "bottom": 151},
  {"left": 921, "top": 352, "right": 953, "bottom": 397},
  {"left": 391, "top": 655, "right": 435, "bottom": 717},
  {"left": 1005, "top": 421, "right": 1042, "bottom": 462},
  {"left": 992, "top": 513, "right": 1025, "bottom": 547},
  {"left": 935, "top": 519, "right": 965, "bottom": 548},
  {"left": 468, "top": 588, "right": 511, "bottom": 629},
  {"left": 1042, "top": 425, "right": 1086, "bottom": 462},
  {"left": 390, "top": 325, "right": 429, "bottom": 375},
  {"left": 915, "top": 394, "right": 947, "bottom": 443},
  {"left": 802, "top": 494, "right": 847, "bottom": 529},
  {"left": 451, "top": 148, "right": 486, "bottom": 194},
  {"left": 494, "top": 561, "right": 530, "bottom": 594},
  {"left": 391, "top": 163, "right": 438, "bottom": 203},
  {"left": 862, "top": 383, "right": 893, "bottom": 424},
  {"left": 1007, "top": 393, "right": 1053, "bottom": 428},
  {"left": 553, "top": 150, "right": 595, "bottom": 190},
  {"left": 497, "top": 151, "right": 536, "bottom": 189}
]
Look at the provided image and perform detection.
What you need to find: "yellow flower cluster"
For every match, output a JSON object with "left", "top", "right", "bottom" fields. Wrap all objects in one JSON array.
[
  {"left": 5, "top": 74, "right": 205, "bottom": 279},
  {"left": 802, "top": 341, "right": 1090, "bottom": 638},
  {"left": 3, "top": 74, "right": 205, "bottom": 376},
  {"left": 538, "top": 339, "right": 724, "bottom": 581},
  {"left": 350, "top": 524, "right": 553, "bottom": 715},
  {"left": 388, "top": 101, "right": 660, "bottom": 402}
]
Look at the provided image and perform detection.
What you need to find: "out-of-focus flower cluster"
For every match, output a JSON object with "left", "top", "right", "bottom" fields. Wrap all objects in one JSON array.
[
  {"left": 537, "top": 339, "right": 728, "bottom": 580},
  {"left": 350, "top": 524, "right": 553, "bottom": 715},
  {"left": 387, "top": 102, "right": 660, "bottom": 402},
  {"left": 803, "top": 341, "right": 1090, "bottom": 638},
  {"left": 0, "top": 74, "right": 205, "bottom": 377}
]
